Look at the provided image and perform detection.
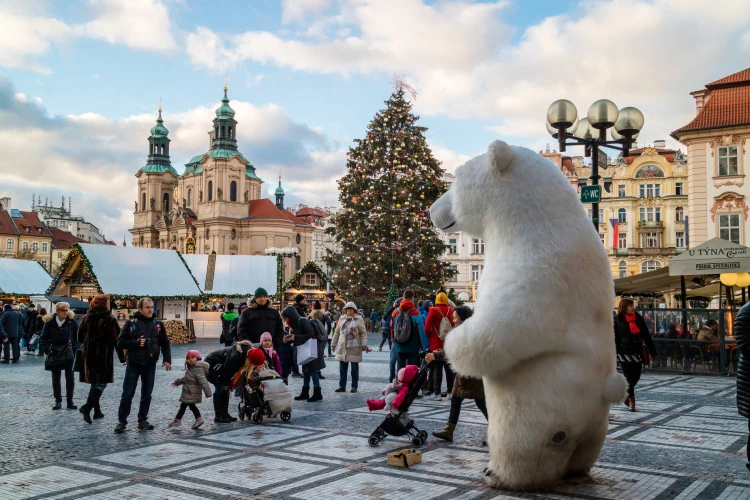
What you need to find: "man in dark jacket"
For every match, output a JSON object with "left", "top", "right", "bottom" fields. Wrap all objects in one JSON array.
[
  {"left": 236, "top": 288, "right": 285, "bottom": 347},
  {"left": 24, "top": 303, "right": 38, "bottom": 354},
  {"left": 204, "top": 340, "right": 253, "bottom": 423},
  {"left": 1, "top": 304, "right": 23, "bottom": 363},
  {"left": 114, "top": 297, "right": 171, "bottom": 433}
]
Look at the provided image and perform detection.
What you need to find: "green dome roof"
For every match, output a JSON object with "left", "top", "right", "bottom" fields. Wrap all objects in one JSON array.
[
  {"left": 275, "top": 176, "right": 285, "bottom": 195},
  {"left": 215, "top": 90, "right": 235, "bottom": 118},
  {"left": 150, "top": 110, "right": 169, "bottom": 137}
]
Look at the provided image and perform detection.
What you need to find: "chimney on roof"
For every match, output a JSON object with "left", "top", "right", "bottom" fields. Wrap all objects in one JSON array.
[
  {"left": 653, "top": 140, "right": 666, "bottom": 148},
  {"left": 691, "top": 89, "right": 709, "bottom": 114},
  {"left": 0, "top": 197, "right": 9, "bottom": 211},
  {"left": 32, "top": 194, "right": 35, "bottom": 210}
]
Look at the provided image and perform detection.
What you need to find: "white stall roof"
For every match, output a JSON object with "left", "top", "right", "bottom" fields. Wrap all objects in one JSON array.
[
  {"left": 0, "top": 257, "right": 52, "bottom": 295},
  {"left": 79, "top": 244, "right": 202, "bottom": 298},
  {"left": 182, "top": 254, "right": 277, "bottom": 296}
]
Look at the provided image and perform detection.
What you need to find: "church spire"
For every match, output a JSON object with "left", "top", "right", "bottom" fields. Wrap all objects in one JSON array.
[
  {"left": 212, "top": 78, "right": 238, "bottom": 151},
  {"left": 142, "top": 103, "right": 176, "bottom": 174},
  {"left": 275, "top": 174, "right": 285, "bottom": 210}
]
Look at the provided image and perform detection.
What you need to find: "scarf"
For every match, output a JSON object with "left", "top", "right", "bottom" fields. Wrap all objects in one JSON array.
[
  {"left": 624, "top": 313, "right": 640, "bottom": 335},
  {"left": 56, "top": 316, "right": 65, "bottom": 328}
]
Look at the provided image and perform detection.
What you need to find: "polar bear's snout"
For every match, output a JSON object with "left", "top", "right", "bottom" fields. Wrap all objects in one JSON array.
[{"left": 430, "top": 189, "right": 456, "bottom": 231}]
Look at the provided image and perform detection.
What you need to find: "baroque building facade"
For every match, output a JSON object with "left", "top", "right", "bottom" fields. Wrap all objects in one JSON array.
[
  {"left": 129, "top": 87, "right": 313, "bottom": 278},
  {"left": 542, "top": 144, "right": 688, "bottom": 278},
  {"left": 672, "top": 67, "right": 750, "bottom": 247}
]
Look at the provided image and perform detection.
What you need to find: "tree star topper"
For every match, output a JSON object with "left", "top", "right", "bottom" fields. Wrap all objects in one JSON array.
[{"left": 392, "top": 74, "right": 417, "bottom": 100}]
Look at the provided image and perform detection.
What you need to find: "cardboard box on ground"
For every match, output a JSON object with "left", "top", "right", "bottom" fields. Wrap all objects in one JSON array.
[{"left": 386, "top": 449, "right": 422, "bottom": 468}]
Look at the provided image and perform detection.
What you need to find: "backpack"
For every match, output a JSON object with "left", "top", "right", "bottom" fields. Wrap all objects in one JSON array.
[
  {"left": 310, "top": 319, "right": 328, "bottom": 342},
  {"left": 228, "top": 319, "right": 238, "bottom": 343},
  {"left": 393, "top": 308, "right": 415, "bottom": 344},
  {"left": 438, "top": 308, "right": 453, "bottom": 341}
]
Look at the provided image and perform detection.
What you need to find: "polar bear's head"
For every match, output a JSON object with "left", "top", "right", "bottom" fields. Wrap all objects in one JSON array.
[{"left": 430, "top": 140, "right": 581, "bottom": 239}]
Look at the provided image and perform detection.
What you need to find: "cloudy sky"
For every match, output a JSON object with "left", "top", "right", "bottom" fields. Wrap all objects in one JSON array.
[{"left": 1, "top": 0, "right": 749, "bottom": 242}]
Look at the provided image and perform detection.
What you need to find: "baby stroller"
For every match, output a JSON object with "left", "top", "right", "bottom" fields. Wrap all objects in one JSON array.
[
  {"left": 238, "top": 370, "right": 292, "bottom": 424},
  {"left": 368, "top": 363, "right": 430, "bottom": 448}
]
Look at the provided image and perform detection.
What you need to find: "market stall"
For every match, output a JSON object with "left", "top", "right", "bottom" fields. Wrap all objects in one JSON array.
[
  {"left": 281, "top": 260, "right": 343, "bottom": 310},
  {"left": 0, "top": 257, "right": 53, "bottom": 305},
  {"left": 182, "top": 253, "right": 278, "bottom": 338}
]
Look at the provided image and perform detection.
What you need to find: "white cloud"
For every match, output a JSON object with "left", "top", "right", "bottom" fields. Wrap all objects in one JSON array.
[
  {"left": 13, "top": 93, "right": 27, "bottom": 102},
  {"left": 185, "top": 0, "right": 750, "bottom": 150},
  {"left": 77, "top": 0, "right": 178, "bottom": 52},
  {"left": 281, "top": 0, "right": 333, "bottom": 24},
  {"left": 0, "top": 5, "right": 74, "bottom": 73}
]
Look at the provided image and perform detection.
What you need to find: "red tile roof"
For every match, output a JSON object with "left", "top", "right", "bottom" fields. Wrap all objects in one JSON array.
[
  {"left": 672, "top": 67, "right": 750, "bottom": 137},
  {"left": 49, "top": 227, "right": 86, "bottom": 250},
  {"left": 0, "top": 210, "right": 18, "bottom": 236},
  {"left": 296, "top": 207, "right": 327, "bottom": 217},
  {"left": 248, "top": 199, "right": 308, "bottom": 225},
  {"left": 14, "top": 211, "right": 52, "bottom": 237}
]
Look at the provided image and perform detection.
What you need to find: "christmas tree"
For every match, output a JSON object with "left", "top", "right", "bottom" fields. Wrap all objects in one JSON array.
[{"left": 328, "top": 80, "right": 454, "bottom": 305}]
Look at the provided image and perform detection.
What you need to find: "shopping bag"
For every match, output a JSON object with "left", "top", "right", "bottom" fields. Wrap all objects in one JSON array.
[
  {"left": 296, "top": 338, "right": 318, "bottom": 365},
  {"left": 20, "top": 338, "right": 27, "bottom": 348}
]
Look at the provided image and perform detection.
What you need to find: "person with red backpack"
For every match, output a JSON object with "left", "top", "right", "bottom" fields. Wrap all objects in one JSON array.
[
  {"left": 424, "top": 292, "right": 455, "bottom": 400},
  {"left": 391, "top": 289, "right": 422, "bottom": 370}
]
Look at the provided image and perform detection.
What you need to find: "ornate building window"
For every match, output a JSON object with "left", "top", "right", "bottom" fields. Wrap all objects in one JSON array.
[
  {"left": 676, "top": 231, "right": 685, "bottom": 248},
  {"left": 187, "top": 188, "right": 192, "bottom": 207},
  {"left": 718, "top": 146, "right": 739, "bottom": 176},
  {"left": 618, "top": 261, "right": 627, "bottom": 278},
  {"left": 719, "top": 214, "right": 741, "bottom": 244},
  {"left": 639, "top": 207, "right": 661, "bottom": 222},
  {"left": 208, "top": 181, "right": 213, "bottom": 201},
  {"left": 639, "top": 183, "right": 661, "bottom": 198},
  {"left": 447, "top": 265, "right": 457, "bottom": 282},
  {"left": 618, "top": 208, "right": 627, "bottom": 223},
  {"left": 448, "top": 238, "right": 457, "bottom": 254},
  {"left": 675, "top": 207, "right": 684, "bottom": 221},
  {"left": 618, "top": 232, "right": 627, "bottom": 249},
  {"left": 471, "top": 264, "right": 483, "bottom": 282},
  {"left": 6, "top": 239, "right": 13, "bottom": 250},
  {"left": 471, "top": 238, "right": 484, "bottom": 254},
  {"left": 32, "top": 242, "right": 39, "bottom": 252},
  {"left": 675, "top": 182, "right": 684, "bottom": 196},
  {"left": 617, "top": 185, "right": 626, "bottom": 198},
  {"left": 641, "top": 232, "right": 661, "bottom": 248},
  {"left": 141, "top": 193, "right": 146, "bottom": 212},
  {"left": 641, "top": 260, "right": 662, "bottom": 273},
  {"left": 231, "top": 229, "right": 237, "bottom": 240},
  {"left": 162, "top": 193, "right": 170, "bottom": 212},
  {"left": 230, "top": 181, "right": 237, "bottom": 202}
]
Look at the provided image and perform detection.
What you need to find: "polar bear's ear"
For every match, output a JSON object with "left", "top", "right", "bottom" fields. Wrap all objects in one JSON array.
[{"left": 487, "top": 140, "right": 513, "bottom": 173}]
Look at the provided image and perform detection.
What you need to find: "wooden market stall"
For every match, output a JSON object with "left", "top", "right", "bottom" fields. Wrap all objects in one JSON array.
[
  {"left": 281, "top": 260, "right": 343, "bottom": 310},
  {"left": 182, "top": 253, "right": 278, "bottom": 338},
  {"left": 0, "top": 257, "right": 53, "bottom": 305},
  {"left": 47, "top": 244, "right": 202, "bottom": 339}
]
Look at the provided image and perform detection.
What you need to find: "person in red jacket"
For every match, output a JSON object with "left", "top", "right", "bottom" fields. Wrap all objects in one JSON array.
[{"left": 424, "top": 292, "right": 455, "bottom": 400}]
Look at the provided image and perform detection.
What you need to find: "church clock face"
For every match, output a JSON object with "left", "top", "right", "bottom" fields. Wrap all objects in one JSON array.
[{"left": 173, "top": 187, "right": 179, "bottom": 202}]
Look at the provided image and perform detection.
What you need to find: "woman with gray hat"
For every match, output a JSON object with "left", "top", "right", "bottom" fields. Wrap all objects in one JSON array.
[{"left": 332, "top": 302, "right": 370, "bottom": 393}]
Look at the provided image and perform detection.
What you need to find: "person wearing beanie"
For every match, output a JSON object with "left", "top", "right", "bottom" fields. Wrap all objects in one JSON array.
[
  {"left": 313, "top": 300, "right": 322, "bottom": 310},
  {"left": 237, "top": 288, "right": 284, "bottom": 347},
  {"left": 425, "top": 292, "right": 455, "bottom": 399},
  {"left": 169, "top": 350, "right": 212, "bottom": 429},
  {"left": 259, "top": 332, "right": 282, "bottom": 374},
  {"left": 293, "top": 294, "right": 308, "bottom": 318},
  {"left": 280, "top": 305, "right": 324, "bottom": 402},
  {"left": 220, "top": 303, "right": 239, "bottom": 347},
  {"left": 24, "top": 303, "right": 39, "bottom": 354}
]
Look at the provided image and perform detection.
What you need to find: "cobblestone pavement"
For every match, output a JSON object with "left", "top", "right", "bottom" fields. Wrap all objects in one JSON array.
[{"left": 1, "top": 336, "right": 749, "bottom": 499}]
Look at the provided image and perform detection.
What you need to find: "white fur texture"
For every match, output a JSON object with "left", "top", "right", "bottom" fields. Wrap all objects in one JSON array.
[{"left": 431, "top": 140, "right": 625, "bottom": 491}]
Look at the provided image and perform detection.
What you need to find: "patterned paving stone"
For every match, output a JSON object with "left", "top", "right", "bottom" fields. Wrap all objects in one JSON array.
[
  {"left": 182, "top": 455, "right": 322, "bottom": 490},
  {"left": 97, "top": 442, "right": 229, "bottom": 469},
  {"left": 0, "top": 466, "right": 108, "bottom": 499},
  {"left": 290, "top": 471, "right": 456, "bottom": 499}
]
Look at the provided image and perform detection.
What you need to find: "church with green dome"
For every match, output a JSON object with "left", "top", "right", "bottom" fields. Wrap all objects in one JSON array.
[{"left": 129, "top": 85, "right": 313, "bottom": 273}]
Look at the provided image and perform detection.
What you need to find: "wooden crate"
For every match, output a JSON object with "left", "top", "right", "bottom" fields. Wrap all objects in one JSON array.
[{"left": 386, "top": 449, "right": 422, "bottom": 468}]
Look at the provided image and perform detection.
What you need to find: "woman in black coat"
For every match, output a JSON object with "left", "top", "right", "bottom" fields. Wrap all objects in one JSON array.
[
  {"left": 281, "top": 305, "right": 323, "bottom": 402},
  {"left": 734, "top": 302, "right": 750, "bottom": 470},
  {"left": 40, "top": 302, "right": 80, "bottom": 410},
  {"left": 614, "top": 298, "right": 657, "bottom": 412},
  {"left": 77, "top": 294, "right": 125, "bottom": 424}
]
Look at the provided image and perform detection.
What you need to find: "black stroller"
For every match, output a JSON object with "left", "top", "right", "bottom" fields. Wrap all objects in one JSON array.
[
  {"left": 368, "top": 363, "right": 430, "bottom": 448},
  {"left": 237, "top": 372, "right": 292, "bottom": 424}
]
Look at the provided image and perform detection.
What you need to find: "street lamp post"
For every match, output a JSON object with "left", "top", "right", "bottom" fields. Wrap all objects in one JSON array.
[
  {"left": 546, "top": 99, "right": 644, "bottom": 228},
  {"left": 264, "top": 246, "right": 299, "bottom": 309}
]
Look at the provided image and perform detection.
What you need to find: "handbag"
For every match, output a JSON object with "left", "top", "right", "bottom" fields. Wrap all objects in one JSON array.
[
  {"left": 641, "top": 344, "right": 651, "bottom": 366},
  {"left": 29, "top": 334, "right": 39, "bottom": 347},
  {"left": 72, "top": 348, "right": 83, "bottom": 372},
  {"left": 297, "top": 337, "right": 318, "bottom": 365},
  {"left": 47, "top": 343, "right": 74, "bottom": 367}
]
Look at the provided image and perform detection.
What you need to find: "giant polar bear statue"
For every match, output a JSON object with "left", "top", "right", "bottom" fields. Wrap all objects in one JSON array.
[{"left": 430, "top": 140, "right": 626, "bottom": 491}]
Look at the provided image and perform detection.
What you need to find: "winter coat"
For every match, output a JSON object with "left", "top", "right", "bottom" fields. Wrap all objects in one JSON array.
[
  {"left": 24, "top": 310, "right": 39, "bottom": 341},
  {"left": 204, "top": 341, "right": 253, "bottom": 387},
  {"left": 261, "top": 347, "right": 282, "bottom": 374},
  {"left": 614, "top": 313, "right": 657, "bottom": 360},
  {"left": 424, "top": 304, "right": 454, "bottom": 352},
  {"left": 77, "top": 307, "right": 125, "bottom": 384},
  {"left": 434, "top": 348, "right": 484, "bottom": 399},
  {"left": 390, "top": 299, "right": 422, "bottom": 354},
  {"left": 175, "top": 360, "right": 212, "bottom": 404},
  {"left": 237, "top": 301, "right": 285, "bottom": 347},
  {"left": 696, "top": 326, "right": 718, "bottom": 342},
  {"left": 0, "top": 308, "right": 23, "bottom": 338},
  {"left": 220, "top": 311, "right": 239, "bottom": 344},
  {"left": 332, "top": 314, "right": 368, "bottom": 363},
  {"left": 734, "top": 303, "right": 750, "bottom": 418},
  {"left": 282, "top": 305, "right": 324, "bottom": 373},
  {"left": 116, "top": 312, "right": 171, "bottom": 366},
  {"left": 39, "top": 311, "right": 80, "bottom": 370}
]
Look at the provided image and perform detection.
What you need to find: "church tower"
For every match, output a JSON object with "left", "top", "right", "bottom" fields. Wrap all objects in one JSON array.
[
  {"left": 275, "top": 175, "right": 285, "bottom": 210},
  {"left": 130, "top": 106, "right": 179, "bottom": 247}
]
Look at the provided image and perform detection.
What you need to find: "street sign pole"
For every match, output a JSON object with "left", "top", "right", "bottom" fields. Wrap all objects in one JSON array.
[{"left": 590, "top": 141, "right": 600, "bottom": 229}]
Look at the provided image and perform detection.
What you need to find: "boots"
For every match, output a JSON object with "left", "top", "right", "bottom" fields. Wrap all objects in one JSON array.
[
  {"left": 432, "top": 422, "right": 456, "bottom": 442},
  {"left": 308, "top": 387, "right": 323, "bottom": 402},
  {"left": 223, "top": 398, "right": 237, "bottom": 422},
  {"left": 628, "top": 395, "right": 636, "bottom": 412},
  {"left": 294, "top": 386, "right": 310, "bottom": 401},
  {"left": 214, "top": 396, "right": 230, "bottom": 423},
  {"left": 79, "top": 404, "right": 93, "bottom": 424},
  {"left": 93, "top": 402, "right": 104, "bottom": 420}
]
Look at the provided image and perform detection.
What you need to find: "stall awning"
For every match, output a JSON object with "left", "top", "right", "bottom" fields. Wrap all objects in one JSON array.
[
  {"left": 669, "top": 238, "right": 750, "bottom": 276},
  {"left": 0, "top": 257, "right": 52, "bottom": 296},
  {"left": 614, "top": 266, "right": 702, "bottom": 296},
  {"left": 182, "top": 254, "right": 277, "bottom": 297}
]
